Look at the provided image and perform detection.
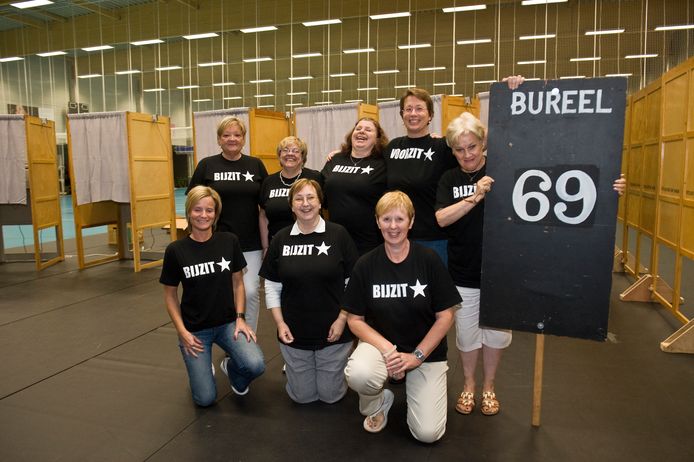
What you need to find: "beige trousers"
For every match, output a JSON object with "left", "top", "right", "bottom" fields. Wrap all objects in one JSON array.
[{"left": 344, "top": 341, "right": 449, "bottom": 443}]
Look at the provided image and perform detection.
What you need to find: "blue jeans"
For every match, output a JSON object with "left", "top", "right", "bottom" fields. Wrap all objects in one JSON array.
[
  {"left": 415, "top": 239, "right": 448, "bottom": 267},
  {"left": 179, "top": 322, "right": 265, "bottom": 407}
]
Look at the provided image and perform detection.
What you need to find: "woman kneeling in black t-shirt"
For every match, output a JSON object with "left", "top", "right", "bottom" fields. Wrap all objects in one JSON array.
[
  {"left": 343, "top": 191, "right": 461, "bottom": 442},
  {"left": 160, "top": 186, "right": 265, "bottom": 407},
  {"left": 260, "top": 179, "right": 358, "bottom": 404}
]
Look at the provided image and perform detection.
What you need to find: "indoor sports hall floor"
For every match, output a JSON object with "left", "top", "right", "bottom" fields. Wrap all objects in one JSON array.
[{"left": 1, "top": 203, "right": 693, "bottom": 462}]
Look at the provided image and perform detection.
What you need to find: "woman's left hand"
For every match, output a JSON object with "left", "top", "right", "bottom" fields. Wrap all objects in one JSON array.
[
  {"left": 234, "top": 318, "right": 257, "bottom": 343},
  {"left": 384, "top": 351, "right": 421, "bottom": 376},
  {"left": 327, "top": 316, "right": 346, "bottom": 342},
  {"left": 503, "top": 75, "right": 525, "bottom": 89}
]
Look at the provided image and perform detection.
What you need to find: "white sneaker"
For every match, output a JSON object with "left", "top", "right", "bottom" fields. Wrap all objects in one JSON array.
[{"left": 220, "top": 357, "right": 249, "bottom": 396}]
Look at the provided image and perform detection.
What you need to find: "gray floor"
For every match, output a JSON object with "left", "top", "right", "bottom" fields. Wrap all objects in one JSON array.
[{"left": 1, "top": 236, "right": 693, "bottom": 462}]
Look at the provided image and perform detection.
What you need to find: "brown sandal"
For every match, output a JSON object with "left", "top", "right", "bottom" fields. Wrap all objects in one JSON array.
[
  {"left": 481, "top": 391, "right": 500, "bottom": 416},
  {"left": 455, "top": 391, "right": 475, "bottom": 415}
]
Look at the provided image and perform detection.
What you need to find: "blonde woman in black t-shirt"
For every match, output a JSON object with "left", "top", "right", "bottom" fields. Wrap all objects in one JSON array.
[{"left": 160, "top": 186, "right": 265, "bottom": 406}]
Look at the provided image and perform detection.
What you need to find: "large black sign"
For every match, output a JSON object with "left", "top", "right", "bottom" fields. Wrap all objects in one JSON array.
[{"left": 480, "top": 78, "right": 626, "bottom": 341}]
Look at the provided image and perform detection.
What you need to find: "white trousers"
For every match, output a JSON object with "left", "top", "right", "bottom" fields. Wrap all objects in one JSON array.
[{"left": 344, "top": 341, "right": 449, "bottom": 443}]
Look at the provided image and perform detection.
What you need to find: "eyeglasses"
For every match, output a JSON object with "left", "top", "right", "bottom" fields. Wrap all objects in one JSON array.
[
  {"left": 402, "top": 106, "right": 428, "bottom": 114},
  {"left": 281, "top": 148, "right": 302, "bottom": 154}
]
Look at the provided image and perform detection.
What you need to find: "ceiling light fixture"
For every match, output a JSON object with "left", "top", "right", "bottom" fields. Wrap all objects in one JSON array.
[
  {"left": 330, "top": 72, "right": 356, "bottom": 77},
  {"left": 418, "top": 66, "right": 446, "bottom": 71},
  {"left": 302, "top": 19, "right": 341, "bottom": 27},
  {"left": 373, "top": 69, "right": 399, "bottom": 74},
  {"left": 143, "top": 88, "right": 165, "bottom": 92},
  {"left": 213, "top": 82, "right": 236, "bottom": 87},
  {"left": 289, "top": 76, "right": 314, "bottom": 81},
  {"left": 370, "top": 12, "right": 410, "bottom": 20},
  {"left": 357, "top": 87, "right": 378, "bottom": 91},
  {"left": 467, "top": 63, "right": 495, "bottom": 68},
  {"left": 82, "top": 45, "right": 113, "bottom": 52},
  {"left": 442, "top": 5, "right": 486, "bottom": 13},
  {"left": 560, "top": 75, "right": 586, "bottom": 79},
  {"left": 457, "top": 38, "right": 492, "bottom": 45},
  {"left": 322, "top": 89, "right": 342, "bottom": 93},
  {"left": 115, "top": 69, "right": 141, "bottom": 75},
  {"left": 78, "top": 74, "right": 101, "bottom": 79},
  {"left": 131, "top": 39, "right": 164, "bottom": 46},
  {"left": 177, "top": 85, "right": 199, "bottom": 89},
  {"left": 0, "top": 56, "right": 24, "bottom": 62},
  {"left": 224, "top": 96, "right": 242, "bottom": 100},
  {"left": 250, "top": 79, "right": 273, "bottom": 83},
  {"left": 11, "top": 0, "right": 53, "bottom": 9},
  {"left": 37, "top": 51, "right": 67, "bottom": 57},
  {"left": 585, "top": 29, "right": 624, "bottom": 35},
  {"left": 287, "top": 92, "right": 307, "bottom": 96},
  {"left": 183, "top": 32, "right": 219, "bottom": 40},
  {"left": 570, "top": 57, "right": 601, "bottom": 62},
  {"left": 193, "top": 99, "right": 211, "bottom": 102},
  {"left": 292, "top": 52, "right": 322, "bottom": 58},
  {"left": 243, "top": 57, "right": 272, "bottom": 63},
  {"left": 625, "top": 54, "right": 658, "bottom": 59},
  {"left": 606, "top": 73, "right": 632, "bottom": 77},
  {"left": 241, "top": 26, "right": 278, "bottom": 33},
  {"left": 655, "top": 24, "right": 694, "bottom": 31},
  {"left": 343, "top": 48, "right": 375, "bottom": 54},
  {"left": 517, "top": 60, "right": 547, "bottom": 65},
  {"left": 199, "top": 61, "right": 225, "bottom": 67},
  {"left": 398, "top": 43, "right": 431, "bottom": 49},
  {"left": 521, "top": 0, "right": 567, "bottom": 5},
  {"left": 520, "top": 34, "right": 556, "bottom": 40},
  {"left": 156, "top": 65, "right": 182, "bottom": 71}
]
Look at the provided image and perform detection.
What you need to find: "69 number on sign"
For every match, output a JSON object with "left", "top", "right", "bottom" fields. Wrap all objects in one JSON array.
[{"left": 511, "top": 165, "right": 599, "bottom": 227}]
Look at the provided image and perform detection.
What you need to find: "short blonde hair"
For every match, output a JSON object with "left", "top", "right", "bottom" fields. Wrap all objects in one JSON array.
[
  {"left": 185, "top": 186, "right": 222, "bottom": 232},
  {"left": 288, "top": 178, "right": 323, "bottom": 206},
  {"left": 276, "top": 136, "right": 308, "bottom": 165},
  {"left": 375, "top": 191, "right": 414, "bottom": 221},
  {"left": 216, "top": 116, "right": 247, "bottom": 137},
  {"left": 445, "top": 112, "right": 486, "bottom": 148}
]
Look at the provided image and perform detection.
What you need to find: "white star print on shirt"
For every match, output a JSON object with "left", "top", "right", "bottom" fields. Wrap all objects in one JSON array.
[
  {"left": 315, "top": 241, "right": 331, "bottom": 255},
  {"left": 217, "top": 257, "right": 231, "bottom": 271},
  {"left": 422, "top": 148, "right": 435, "bottom": 161},
  {"left": 243, "top": 171, "right": 254, "bottom": 181},
  {"left": 410, "top": 279, "right": 427, "bottom": 298},
  {"left": 360, "top": 165, "right": 374, "bottom": 175}
]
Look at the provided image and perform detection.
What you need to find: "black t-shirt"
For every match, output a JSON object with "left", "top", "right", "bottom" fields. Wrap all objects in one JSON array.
[
  {"left": 436, "top": 165, "right": 486, "bottom": 288},
  {"left": 384, "top": 135, "right": 457, "bottom": 241},
  {"left": 259, "top": 220, "right": 359, "bottom": 350},
  {"left": 159, "top": 232, "right": 247, "bottom": 332},
  {"left": 342, "top": 242, "right": 461, "bottom": 362},
  {"left": 187, "top": 154, "right": 268, "bottom": 251},
  {"left": 321, "top": 153, "right": 387, "bottom": 255},
  {"left": 259, "top": 168, "right": 323, "bottom": 241}
]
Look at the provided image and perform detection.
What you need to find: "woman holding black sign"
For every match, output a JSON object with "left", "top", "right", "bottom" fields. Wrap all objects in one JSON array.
[{"left": 436, "top": 104, "right": 626, "bottom": 417}]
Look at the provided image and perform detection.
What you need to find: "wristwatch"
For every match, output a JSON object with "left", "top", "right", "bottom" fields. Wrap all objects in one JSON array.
[
  {"left": 236, "top": 312, "right": 246, "bottom": 320},
  {"left": 413, "top": 349, "right": 425, "bottom": 362}
]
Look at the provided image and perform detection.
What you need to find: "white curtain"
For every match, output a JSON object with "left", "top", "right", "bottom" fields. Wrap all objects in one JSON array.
[
  {"left": 68, "top": 112, "right": 129, "bottom": 206},
  {"left": 478, "top": 91, "right": 490, "bottom": 129},
  {"left": 377, "top": 100, "right": 406, "bottom": 141},
  {"left": 431, "top": 95, "right": 443, "bottom": 136},
  {"left": 0, "top": 115, "right": 27, "bottom": 204},
  {"left": 295, "top": 103, "right": 360, "bottom": 171},
  {"left": 193, "top": 108, "right": 250, "bottom": 163}
]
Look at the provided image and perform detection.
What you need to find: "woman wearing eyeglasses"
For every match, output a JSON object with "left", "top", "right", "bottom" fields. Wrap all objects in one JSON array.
[{"left": 260, "top": 136, "right": 323, "bottom": 244}]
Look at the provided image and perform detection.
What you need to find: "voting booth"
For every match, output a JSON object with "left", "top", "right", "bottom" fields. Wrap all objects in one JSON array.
[
  {"left": 481, "top": 78, "right": 627, "bottom": 341},
  {"left": 67, "top": 112, "right": 176, "bottom": 272},
  {"left": 0, "top": 115, "right": 65, "bottom": 270},
  {"left": 295, "top": 102, "right": 378, "bottom": 171},
  {"left": 193, "top": 108, "right": 290, "bottom": 174}
]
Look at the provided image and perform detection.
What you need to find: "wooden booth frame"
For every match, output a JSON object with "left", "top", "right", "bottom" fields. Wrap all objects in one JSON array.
[
  {"left": 616, "top": 56, "right": 694, "bottom": 353},
  {"left": 0, "top": 116, "right": 65, "bottom": 270},
  {"left": 67, "top": 112, "right": 177, "bottom": 272}
]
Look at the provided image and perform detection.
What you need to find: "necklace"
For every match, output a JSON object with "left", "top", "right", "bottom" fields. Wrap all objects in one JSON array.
[
  {"left": 463, "top": 168, "right": 482, "bottom": 183},
  {"left": 279, "top": 169, "right": 302, "bottom": 187},
  {"left": 349, "top": 154, "right": 366, "bottom": 166}
]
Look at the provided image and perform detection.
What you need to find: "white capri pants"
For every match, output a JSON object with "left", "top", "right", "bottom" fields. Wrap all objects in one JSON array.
[
  {"left": 242, "top": 250, "right": 263, "bottom": 332},
  {"left": 456, "top": 286, "right": 512, "bottom": 352},
  {"left": 344, "top": 341, "right": 449, "bottom": 443}
]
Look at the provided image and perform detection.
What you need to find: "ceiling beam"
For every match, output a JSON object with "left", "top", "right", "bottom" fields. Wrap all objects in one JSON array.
[
  {"left": 72, "top": 1, "right": 121, "bottom": 21},
  {"left": 0, "top": 13, "right": 44, "bottom": 29}
]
